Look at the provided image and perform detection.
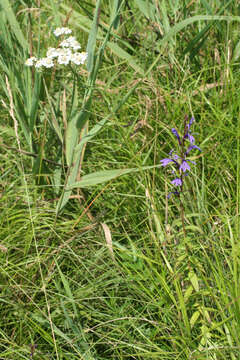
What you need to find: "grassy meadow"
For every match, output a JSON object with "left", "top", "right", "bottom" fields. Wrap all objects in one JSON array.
[{"left": 0, "top": 0, "right": 240, "bottom": 359}]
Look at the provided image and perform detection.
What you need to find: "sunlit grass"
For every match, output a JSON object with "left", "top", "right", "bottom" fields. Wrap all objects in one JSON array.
[{"left": 0, "top": 0, "right": 240, "bottom": 359}]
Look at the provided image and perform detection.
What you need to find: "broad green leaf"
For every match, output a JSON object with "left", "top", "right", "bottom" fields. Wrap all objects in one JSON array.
[{"left": 67, "top": 164, "right": 161, "bottom": 189}]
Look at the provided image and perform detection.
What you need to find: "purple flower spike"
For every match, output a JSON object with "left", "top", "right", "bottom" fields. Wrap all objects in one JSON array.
[
  {"left": 160, "top": 114, "right": 200, "bottom": 199},
  {"left": 160, "top": 158, "right": 173, "bottom": 166},
  {"left": 171, "top": 178, "right": 182, "bottom": 186},
  {"left": 172, "top": 128, "right": 181, "bottom": 144},
  {"left": 179, "top": 160, "right": 191, "bottom": 172}
]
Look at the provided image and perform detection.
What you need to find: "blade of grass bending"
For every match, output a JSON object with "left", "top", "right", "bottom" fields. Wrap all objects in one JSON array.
[{"left": 184, "top": 0, "right": 232, "bottom": 56}]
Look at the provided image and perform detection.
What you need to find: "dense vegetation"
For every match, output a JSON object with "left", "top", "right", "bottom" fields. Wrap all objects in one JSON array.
[{"left": 0, "top": 1, "right": 240, "bottom": 359}]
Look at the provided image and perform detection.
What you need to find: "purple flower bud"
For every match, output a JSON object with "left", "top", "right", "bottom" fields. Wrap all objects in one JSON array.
[
  {"left": 172, "top": 128, "right": 181, "bottom": 145},
  {"left": 171, "top": 178, "right": 182, "bottom": 186}
]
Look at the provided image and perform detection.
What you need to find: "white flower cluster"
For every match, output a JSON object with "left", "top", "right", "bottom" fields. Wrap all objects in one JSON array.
[
  {"left": 53, "top": 27, "right": 72, "bottom": 37},
  {"left": 25, "top": 27, "right": 87, "bottom": 69}
]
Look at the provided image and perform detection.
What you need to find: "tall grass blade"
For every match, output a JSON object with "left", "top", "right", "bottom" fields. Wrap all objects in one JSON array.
[
  {"left": 86, "top": 0, "right": 101, "bottom": 73},
  {"left": 0, "top": 0, "right": 28, "bottom": 50}
]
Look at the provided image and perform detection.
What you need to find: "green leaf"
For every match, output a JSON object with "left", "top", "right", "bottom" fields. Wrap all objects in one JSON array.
[
  {"left": 67, "top": 165, "right": 161, "bottom": 189},
  {"left": 86, "top": 0, "right": 101, "bottom": 73},
  {"left": 188, "top": 271, "right": 199, "bottom": 292},
  {"left": 190, "top": 310, "right": 200, "bottom": 328},
  {"left": 0, "top": 0, "right": 28, "bottom": 50}
]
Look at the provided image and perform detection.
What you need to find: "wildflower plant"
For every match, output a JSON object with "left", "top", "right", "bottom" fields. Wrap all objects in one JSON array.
[
  {"left": 20, "top": 0, "right": 125, "bottom": 214},
  {"left": 161, "top": 116, "right": 201, "bottom": 235},
  {"left": 25, "top": 27, "right": 88, "bottom": 69}
]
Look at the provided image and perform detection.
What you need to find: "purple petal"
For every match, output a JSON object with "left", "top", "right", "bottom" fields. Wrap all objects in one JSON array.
[
  {"left": 186, "top": 144, "right": 201, "bottom": 154},
  {"left": 188, "top": 134, "right": 195, "bottom": 144},
  {"left": 171, "top": 128, "right": 181, "bottom": 144},
  {"left": 160, "top": 158, "right": 173, "bottom": 166},
  {"left": 179, "top": 160, "right": 191, "bottom": 172},
  {"left": 171, "top": 178, "right": 182, "bottom": 186},
  {"left": 187, "top": 117, "right": 194, "bottom": 130}
]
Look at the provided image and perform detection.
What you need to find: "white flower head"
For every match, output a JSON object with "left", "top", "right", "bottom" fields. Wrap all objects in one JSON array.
[
  {"left": 53, "top": 27, "right": 72, "bottom": 37},
  {"left": 58, "top": 53, "right": 71, "bottom": 65},
  {"left": 25, "top": 57, "right": 37, "bottom": 66},
  {"left": 59, "top": 39, "right": 71, "bottom": 48},
  {"left": 60, "top": 36, "right": 81, "bottom": 50},
  {"left": 71, "top": 52, "right": 88, "bottom": 65},
  {"left": 41, "top": 57, "right": 54, "bottom": 68},
  {"left": 46, "top": 47, "right": 59, "bottom": 59}
]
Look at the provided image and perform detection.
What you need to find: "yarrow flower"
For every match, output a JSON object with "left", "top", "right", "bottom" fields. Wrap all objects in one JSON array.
[
  {"left": 25, "top": 27, "right": 87, "bottom": 70},
  {"left": 25, "top": 57, "right": 37, "bottom": 66},
  {"left": 53, "top": 27, "right": 72, "bottom": 37},
  {"left": 71, "top": 52, "right": 88, "bottom": 65},
  {"left": 60, "top": 36, "right": 81, "bottom": 50},
  {"left": 161, "top": 116, "right": 201, "bottom": 196}
]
